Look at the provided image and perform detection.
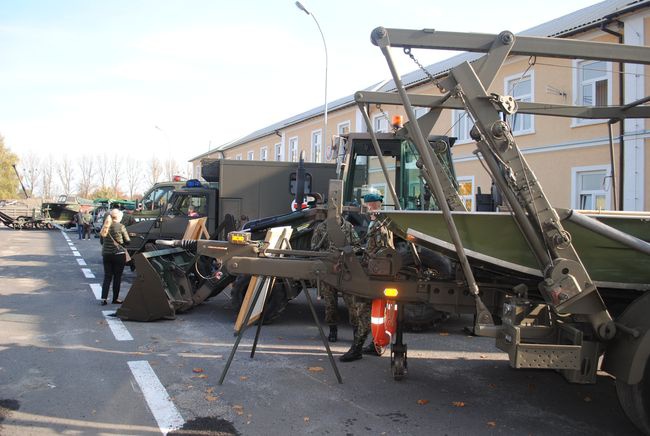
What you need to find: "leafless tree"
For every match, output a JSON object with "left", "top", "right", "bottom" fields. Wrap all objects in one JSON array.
[
  {"left": 148, "top": 157, "right": 162, "bottom": 186},
  {"left": 20, "top": 152, "right": 41, "bottom": 197},
  {"left": 109, "top": 154, "right": 123, "bottom": 197},
  {"left": 56, "top": 155, "right": 74, "bottom": 195},
  {"left": 77, "top": 155, "right": 94, "bottom": 198},
  {"left": 95, "top": 153, "right": 109, "bottom": 190},
  {"left": 125, "top": 159, "right": 141, "bottom": 199},
  {"left": 41, "top": 155, "right": 55, "bottom": 199},
  {"left": 163, "top": 158, "right": 180, "bottom": 181}
]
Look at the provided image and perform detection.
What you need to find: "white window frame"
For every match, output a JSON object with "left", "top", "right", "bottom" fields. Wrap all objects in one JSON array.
[
  {"left": 337, "top": 120, "right": 351, "bottom": 135},
  {"left": 452, "top": 110, "right": 472, "bottom": 144},
  {"left": 235, "top": 153, "right": 243, "bottom": 160},
  {"left": 373, "top": 113, "right": 389, "bottom": 133},
  {"left": 572, "top": 59, "right": 612, "bottom": 127},
  {"left": 274, "top": 143, "right": 283, "bottom": 161},
  {"left": 456, "top": 176, "right": 475, "bottom": 212},
  {"left": 311, "top": 129, "right": 322, "bottom": 163},
  {"left": 288, "top": 137, "right": 299, "bottom": 162},
  {"left": 260, "top": 146, "right": 268, "bottom": 161},
  {"left": 504, "top": 71, "right": 534, "bottom": 135},
  {"left": 247, "top": 150, "right": 254, "bottom": 160},
  {"left": 571, "top": 165, "right": 611, "bottom": 210}
]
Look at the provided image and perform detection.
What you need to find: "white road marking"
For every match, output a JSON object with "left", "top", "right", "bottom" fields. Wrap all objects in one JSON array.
[
  {"left": 102, "top": 310, "right": 133, "bottom": 341},
  {"left": 82, "top": 268, "right": 95, "bottom": 279},
  {"left": 76, "top": 259, "right": 87, "bottom": 266},
  {"left": 72, "top": 251, "right": 81, "bottom": 257},
  {"left": 89, "top": 283, "right": 102, "bottom": 299},
  {"left": 127, "top": 361, "right": 184, "bottom": 435}
]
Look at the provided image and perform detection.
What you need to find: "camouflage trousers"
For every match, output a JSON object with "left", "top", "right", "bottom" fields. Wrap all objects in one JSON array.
[{"left": 321, "top": 284, "right": 370, "bottom": 345}]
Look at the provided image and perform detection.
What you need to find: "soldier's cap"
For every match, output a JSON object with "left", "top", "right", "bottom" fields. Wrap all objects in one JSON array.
[{"left": 363, "top": 193, "right": 383, "bottom": 203}]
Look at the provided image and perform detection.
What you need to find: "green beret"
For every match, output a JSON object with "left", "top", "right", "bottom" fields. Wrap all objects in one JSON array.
[{"left": 363, "top": 193, "right": 383, "bottom": 203}]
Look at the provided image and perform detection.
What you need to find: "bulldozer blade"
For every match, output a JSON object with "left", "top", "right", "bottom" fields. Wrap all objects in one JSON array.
[{"left": 116, "top": 248, "right": 196, "bottom": 322}]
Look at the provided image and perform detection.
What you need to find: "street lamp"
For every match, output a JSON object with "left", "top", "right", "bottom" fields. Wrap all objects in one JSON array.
[{"left": 295, "top": 1, "right": 328, "bottom": 162}]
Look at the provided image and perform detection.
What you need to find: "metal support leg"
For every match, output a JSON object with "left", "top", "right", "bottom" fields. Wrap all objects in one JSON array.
[
  {"left": 391, "top": 304, "right": 408, "bottom": 381},
  {"left": 301, "top": 281, "right": 343, "bottom": 384},
  {"left": 251, "top": 278, "right": 276, "bottom": 358},
  {"left": 218, "top": 278, "right": 266, "bottom": 385}
]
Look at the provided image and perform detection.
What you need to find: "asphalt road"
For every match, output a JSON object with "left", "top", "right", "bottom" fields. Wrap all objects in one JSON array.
[{"left": 0, "top": 227, "right": 642, "bottom": 435}]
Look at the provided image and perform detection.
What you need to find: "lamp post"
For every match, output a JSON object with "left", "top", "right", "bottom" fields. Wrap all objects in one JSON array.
[{"left": 295, "top": 1, "right": 328, "bottom": 162}]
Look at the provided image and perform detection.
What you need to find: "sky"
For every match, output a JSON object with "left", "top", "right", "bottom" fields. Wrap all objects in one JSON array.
[{"left": 1, "top": 0, "right": 602, "bottom": 168}]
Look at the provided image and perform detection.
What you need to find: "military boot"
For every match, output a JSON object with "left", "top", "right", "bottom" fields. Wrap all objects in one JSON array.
[
  {"left": 362, "top": 341, "right": 380, "bottom": 356},
  {"left": 328, "top": 325, "right": 338, "bottom": 342},
  {"left": 339, "top": 342, "right": 363, "bottom": 362}
]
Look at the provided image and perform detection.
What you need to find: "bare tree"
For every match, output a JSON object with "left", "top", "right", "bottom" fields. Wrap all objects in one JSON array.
[
  {"left": 109, "top": 154, "right": 123, "bottom": 197},
  {"left": 125, "top": 159, "right": 141, "bottom": 199},
  {"left": 41, "top": 155, "right": 55, "bottom": 199},
  {"left": 95, "top": 153, "right": 109, "bottom": 190},
  {"left": 56, "top": 155, "right": 74, "bottom": 195},
  {"left": 20, "top": 152, "right": 41, "bottom": 197},
  {"left": 77, "top": 155, "right": 94, "bottom": 198},
  {"left": 148, "top": 157, "right": 162, "bottom": 186},
  {"left": 163, "top": 157, "right": 180, "bottom": 181}
]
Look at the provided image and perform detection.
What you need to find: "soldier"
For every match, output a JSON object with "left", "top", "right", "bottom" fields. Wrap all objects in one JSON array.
[
  {"left": 310, "top": 215, "right": 360, "bottom": 343},
  {"left": 339, "top": 192, "right": 394, "bottom": 362}
]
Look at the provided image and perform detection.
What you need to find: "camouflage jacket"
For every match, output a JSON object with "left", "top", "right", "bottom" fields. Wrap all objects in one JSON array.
[
  {"left": 310, "top": 218, "right": 360, "bottom": 251},
  {"left": 365, "top": 218, "right": 394, "bottom": 255}
]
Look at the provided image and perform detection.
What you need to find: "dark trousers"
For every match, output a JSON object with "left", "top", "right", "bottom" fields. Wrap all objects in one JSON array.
[{"left": 101, "top": 253, "right": 126, "bottom": 301}]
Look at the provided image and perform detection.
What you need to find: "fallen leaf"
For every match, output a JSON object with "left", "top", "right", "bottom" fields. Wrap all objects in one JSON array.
[
  {"left": 308, "top": 367, "right": 324, "bottom": 372},
  {"left": 439, "top": 332, "right": 449, "bottom": 336},
  {"left": 192, "top": 368, "right": 204, "bottom": 373},
  {"left": 150, "top": 361, "right": 158, "bottom": 366},
  {"left": 303, "top": 416, "right": 310, "bottom": 422},
  {"left": 584, "top": 396, "right": 592, "bottom": 402},
  {"left": 479, "top": 354, "right": 487, "bottom": 359},
  {"left": 205, "top": 395, "right": 219, "bottom": 402},
  {"left": 416, "top": 399, "right": 429, "bottom": 405},
  {"left": 488, "top": 383, "right": 497, "bottom": 389},
  {"left": 239, "top": 376, "right": 248, "bottom": 381},
  {"left": 206, "top": 387, "right": 215, "bottom": 394},
  {"left": 192, "top": 374, "right": 208, "bottom": 379},
  {"left": 47, "top": 349, "right": 54, "bottom": 353},
  {"left": 487, "top": 421, "right": 496, "bottom": 428},
  {"left": 232, "top": 405, "right": 244, "bottom": 416},
  {"left": 452, "top": 401, "right": 466, "bottom": 408}
]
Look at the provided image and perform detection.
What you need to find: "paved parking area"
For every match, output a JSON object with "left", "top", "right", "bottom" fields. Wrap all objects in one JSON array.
[{"left": 0, "top": 227, "right": 642, "bottom": 435}]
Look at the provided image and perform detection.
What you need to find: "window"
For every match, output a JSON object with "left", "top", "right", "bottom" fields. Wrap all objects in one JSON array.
[
  {"left": 452, "top": 110, "right": 472, "bottom": 143},
  {"left": 338, "top": 121, "right": 351, "bottom": 135},
  {"left": 373, "top": 114, "right": 389, "bottom": 132},
  {"left": 274, "top": 143, "right": 283, "bottom": 161},
  {"left": 572, "top": 166, "right": 610, "bottom": 210},
  {"left": 288, "top": 137, "right": 299, "bottom": 162},
  {"left": 505, "top": 73, "right": 533, "bottom": 134},
  {"left": 574, "top": 60, "right": 610, "bottom": 125},
  {"left": 311, "top": 130, "right": 322, "bottom": 163},
  {"left": 235, "top": 153, "right": 242, "bottom": 160},
  {"left": 247, "top": 150, "right": 254, "bottom": 160},
  {"left": 457, "top": 177, "right": 474, "bottom": 211},
  {"left": 194, "top": 164, "right": 201, "bottom": 179},
  {"left": 260, "top": 146, "right": 268, "bottom": 161},
  {"left": 414, "top": 107, "right": 428, "bottom": 119}
]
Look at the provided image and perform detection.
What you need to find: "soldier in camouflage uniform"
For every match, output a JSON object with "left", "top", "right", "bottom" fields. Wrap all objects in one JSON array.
[
  {"left": 310, "top": 216, "right": 360, "bottom": 343},
  {"left": 339, "top": 192, "right": 395, "bottom": 362}
]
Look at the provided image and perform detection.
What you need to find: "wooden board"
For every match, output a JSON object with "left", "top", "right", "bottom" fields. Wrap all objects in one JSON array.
[{"left": 183, "top": 217, "right": 210, "bottom": 240}]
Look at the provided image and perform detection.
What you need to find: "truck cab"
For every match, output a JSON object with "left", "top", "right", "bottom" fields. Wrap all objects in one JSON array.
[{"left": 132, "top": 180, "right": 187, "bottom": 222}]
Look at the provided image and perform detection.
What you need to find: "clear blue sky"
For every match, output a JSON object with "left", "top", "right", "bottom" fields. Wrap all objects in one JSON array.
[{"left": 1, "top": 0, "right": 600, "bottom": 165}]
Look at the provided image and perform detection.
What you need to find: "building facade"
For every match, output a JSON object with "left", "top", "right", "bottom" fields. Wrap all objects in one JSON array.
[{"left": 189, "top": 0, "right": 650, "bottom": 212}]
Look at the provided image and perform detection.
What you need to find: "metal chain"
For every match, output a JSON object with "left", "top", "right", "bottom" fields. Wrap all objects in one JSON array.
[{"left": 404, "top": 47, "right": 440, "bottom": 88}]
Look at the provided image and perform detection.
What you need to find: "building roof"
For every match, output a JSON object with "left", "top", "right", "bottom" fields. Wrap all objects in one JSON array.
[{"left": 190, "top": 0, "right": 648, "bottom": 161}]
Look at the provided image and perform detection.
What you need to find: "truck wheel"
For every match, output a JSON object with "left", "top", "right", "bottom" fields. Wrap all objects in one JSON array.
[
  {"left": 403, "top": 303, "right": 449, "bottom": 332},
  {"left": 616, "top": 361, "right": 650, "bottom": 435},
  {"left": 230, "top": 276, "right": 289, "bottom": 324}
]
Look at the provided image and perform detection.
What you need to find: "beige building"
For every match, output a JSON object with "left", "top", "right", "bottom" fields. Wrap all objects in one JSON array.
[{"left": 189, "top": 0, "right": 649, "bottom": 212}]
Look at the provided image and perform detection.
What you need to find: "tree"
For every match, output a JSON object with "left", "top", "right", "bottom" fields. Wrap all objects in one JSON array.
[
  {"left": 77, "top": 155, "right": 94, "bottom": 198},
  {"left": 0, "top": 135, "right": 19, "bottom": 198},
  {"left": 125, "top": 159, "right": 141, "bottom": 199},
  {"left": 109, "top": 154, "right": 123, "bottom": 197},
  {"left": 56, "top": 155, "right": 74, "bottom": 195},
  {"left": 163, "top": 157, "right": 180, "bottom": 181},
  {"left": 21, "top": 152, "right": 41, "bottom": 197},
  {"left": 148, "top": 157, "right": 162, "bottom": 186},
  {"left": 41, "top": 155, "right": 55, "bottom": 199},
  {"left": 95, "top": 153, "right": 109, "bottom": 191}
]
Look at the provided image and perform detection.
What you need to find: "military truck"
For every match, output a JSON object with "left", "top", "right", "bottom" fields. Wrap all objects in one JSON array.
[
  {"left": 132, "top": 179, "right": 187, "bottom": 222},
  {"left": 125, "top": 159, "right": 336, "bottom": 255}
]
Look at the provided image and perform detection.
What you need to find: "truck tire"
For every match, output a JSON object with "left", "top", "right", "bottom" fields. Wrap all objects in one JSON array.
[
  {"left": 230, "top": 275, "right": 289, "bottom": 324},
  {"left": 616, "top": 361, "right": 650, "bottom": 435}
]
